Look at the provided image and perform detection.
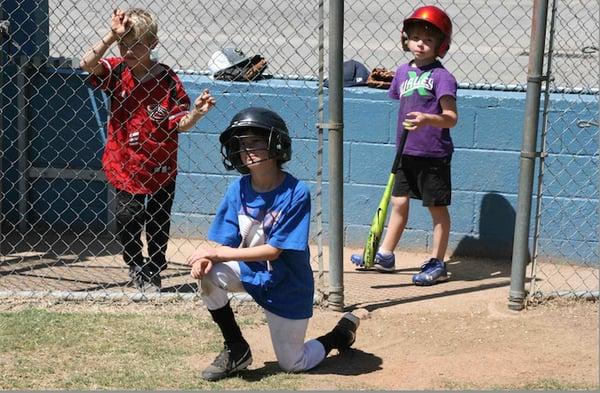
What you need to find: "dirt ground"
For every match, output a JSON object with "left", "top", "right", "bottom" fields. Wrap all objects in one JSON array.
[
  {"left": 279, "top": 299, "right": 598, "bottom": 390},
  {"left": 1, "top": 234, "right": 598, "bottom": 389},
  {"left": 1, "top": 292, "right": 597, "bottom": 390}
]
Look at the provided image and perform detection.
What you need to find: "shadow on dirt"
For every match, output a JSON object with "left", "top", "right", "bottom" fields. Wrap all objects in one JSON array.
[
  {"left": 344, "top": 193, "right": 536, "bottom": 312},
  {"left": 348, "top": 280, "right": 511, "bottom": 313},
  {"left": 238, "top": 348, "right": 383, "bottom": 381}
]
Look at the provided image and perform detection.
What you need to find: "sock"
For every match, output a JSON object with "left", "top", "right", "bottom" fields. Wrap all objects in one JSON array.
[
  {"left": 316, "top": 328, "right": 348, "bottom": 355},
  {"left": 377, "top": 248, "right": 393, "bottom": 256},
  {"left": 316, "top": 331, "right": 336, "bottom": 355},
  {"left": 208, "top": 302, "right": 246, "bottom": 346}
]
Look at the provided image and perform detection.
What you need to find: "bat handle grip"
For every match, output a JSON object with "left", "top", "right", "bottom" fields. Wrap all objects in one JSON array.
[{"left": 391, "top": 128, "right": 409, "bottom": 173}]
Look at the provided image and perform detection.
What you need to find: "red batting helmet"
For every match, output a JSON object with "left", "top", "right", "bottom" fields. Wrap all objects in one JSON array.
[{"left": 401, "top": 5, "right": 452, "bottom": 58}]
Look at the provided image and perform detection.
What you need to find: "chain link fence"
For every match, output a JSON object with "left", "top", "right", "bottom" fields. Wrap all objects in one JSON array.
[
  {"left": 529, "top": 0, "right": 599, "bottom": 302},
  {"left": 0, "top": 0, "right": 598, "bottom": 303},
  {"left": 2, "top": 0, "right": 328, "bottom": 301}
]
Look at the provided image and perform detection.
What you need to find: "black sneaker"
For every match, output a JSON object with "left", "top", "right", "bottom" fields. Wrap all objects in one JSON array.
[
  {"left": 201, "top": 341, "right": 252, "bottom": 381},
  {"left": 128, "top": 265, "right": 144, "bottom": 290},
  {"left": 332, "top": 312, "right": 360, "bottom": 350},
  {"left": 139, "top": 280, "right": 161, "bottom": 293},
  {"left": 135, "top": 274, "right": 161, "bottom": 293}
]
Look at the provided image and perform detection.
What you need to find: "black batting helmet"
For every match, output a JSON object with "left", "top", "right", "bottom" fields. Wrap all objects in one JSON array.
[{"left": 219, "top": 107, "right": 292, "bottom": 174}]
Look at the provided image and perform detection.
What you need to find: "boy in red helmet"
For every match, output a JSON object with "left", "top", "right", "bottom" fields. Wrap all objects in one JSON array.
[{"left": 352, "top": 5, "right": 458, "bottom": 285}]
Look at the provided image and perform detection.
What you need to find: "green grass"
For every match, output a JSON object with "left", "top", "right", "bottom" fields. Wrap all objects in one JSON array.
[
  {"left": 440, "top": 379, "right": 598, "bottom": 391},
  {"left": 0, "top": 307, "right": 305, "bottom": 390},
  {"left": 519, "top": 379, "right": 598, "bottom": 390},
  {"left": 1, "top": 307, "right": 597, "bottom": 390}
]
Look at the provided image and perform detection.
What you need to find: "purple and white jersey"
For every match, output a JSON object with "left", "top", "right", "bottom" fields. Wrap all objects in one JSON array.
[{"left": 388, "top": 60, "right": 457, "bottom": 158}]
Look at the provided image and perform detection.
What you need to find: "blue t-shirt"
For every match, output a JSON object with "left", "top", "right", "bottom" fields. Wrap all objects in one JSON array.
[
  {"left": 208, "top": 172, "right": 314, "bottom": 319},
  {"left": 388, "top": 60, "right": 457, "bottom": 158}
]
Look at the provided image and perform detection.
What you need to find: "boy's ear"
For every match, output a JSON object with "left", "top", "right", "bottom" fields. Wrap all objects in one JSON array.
[{"left": 401, "top": 30, "right": 409, "bottom": 52}]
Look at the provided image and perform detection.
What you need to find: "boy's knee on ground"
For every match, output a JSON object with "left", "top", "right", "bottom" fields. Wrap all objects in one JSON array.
[
  {"left": 277, "top": 357, "right": 303, "bottom": 372},
  {"left": 275, "top": 339, "right": 326, "bottom": 372},
  {"left": 277, "top": 352, "right": 310, "bottom": 372}
]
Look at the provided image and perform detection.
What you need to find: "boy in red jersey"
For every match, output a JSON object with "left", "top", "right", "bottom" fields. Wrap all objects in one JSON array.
[{"left": 81, "top": 8, "right": 215, "bottom": 291}]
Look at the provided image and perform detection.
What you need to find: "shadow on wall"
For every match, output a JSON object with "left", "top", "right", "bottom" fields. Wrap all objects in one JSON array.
[{"left": 452, "top": 192, "right": 530, "bottom": 261}]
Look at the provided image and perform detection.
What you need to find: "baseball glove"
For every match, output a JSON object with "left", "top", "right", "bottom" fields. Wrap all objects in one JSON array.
[
  {"left": 243, "top": 56, "right": 268, "bottom": 81},
  {"left": 214, "top": 55, "right": 268, "bottom": 82},
  {"left": 367, "top": 67, "right": 395, "bottom": 89}
]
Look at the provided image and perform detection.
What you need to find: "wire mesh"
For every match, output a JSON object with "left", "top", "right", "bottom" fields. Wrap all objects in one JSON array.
[
  {"left": 1, "top": 0, "right": 323, "bottom": 299},
  {"left": 0, "top": 0, "right": 597, "bottom": 303},
  {"left": 529, "top": 0, "right": 599, "bottom": 301}
]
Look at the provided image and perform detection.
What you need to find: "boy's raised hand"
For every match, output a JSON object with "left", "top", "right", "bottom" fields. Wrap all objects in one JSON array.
[
  {"left": 110, "top": 9, "right": 129, "bottom": 38},
  {"left": 193, "top": 89, "right": 216, "bottom": 115},
  {"left": 177, "top": 89, "right": 216, "bottom": 131}
]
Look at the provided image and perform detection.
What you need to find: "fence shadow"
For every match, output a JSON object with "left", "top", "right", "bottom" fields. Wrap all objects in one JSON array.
[
  {"left": 1, "top": 230, "right": 120, "bottom": 260},
  {"left": 343, "top": 193, "right": 532, "bottom": 312}
]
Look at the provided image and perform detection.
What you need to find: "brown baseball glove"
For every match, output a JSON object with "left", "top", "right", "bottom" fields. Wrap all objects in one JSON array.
[
  {"left": 243, "top": 56, "right": 268, "bottom": 81},
  {"left": 367, "top": 67, "right": 395, "bottom": 89},
  {"left": 214, "top": 55, "right": 268, "bottom": 82}
]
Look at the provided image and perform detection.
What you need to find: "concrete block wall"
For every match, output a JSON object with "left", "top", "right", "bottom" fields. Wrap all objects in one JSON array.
[
  {"left": 1, "top": 68, "right": 597, "bottom": 263},
  {"left": 176, "top": 75, "right": 597, "bottom": 262},
  {"left": 330, "top": 85, "right": 527, "bottom": 259}
]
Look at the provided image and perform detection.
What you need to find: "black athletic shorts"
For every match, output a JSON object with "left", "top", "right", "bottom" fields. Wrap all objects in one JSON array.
[{"left": 392, "top": 155, "right": 452, "bottom": 206}]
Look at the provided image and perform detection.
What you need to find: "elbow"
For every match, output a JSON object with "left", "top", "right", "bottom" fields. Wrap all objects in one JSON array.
[
  {"left": 450, "top": 116, "right": 458, "bottom": 128},
  {"left": 79, "top": 60, "right": 89, "bottom": 72},
  {"left": 446, "top": 113, "right": 458, "bottom": 129},
  {"left": 270, "top": 248, "right": 283, "bottom": 260}
]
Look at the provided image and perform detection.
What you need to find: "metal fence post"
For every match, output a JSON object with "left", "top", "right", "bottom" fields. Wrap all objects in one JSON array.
[
  {"left": 529, "top": 0, "right": 557, "bottom": 300},
  {"left": 16, "top": 55, "right": 29, "bottom": 233},
  {"left": 327, "top": 0, "right": 344, "bottom": 311},
  {"left": 508, "top": 0, "right": 550, "bottom": 311},
  {"left": 314, "top": 0, "right": 326, "bottom": 304},
  {"left": 0, "top": 18, "right": 6, "bottom": 241}
]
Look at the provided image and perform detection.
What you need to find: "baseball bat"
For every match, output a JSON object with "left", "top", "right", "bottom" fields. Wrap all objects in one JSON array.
[{"left": 355, "top": 128, "right": 409, "bottom": 269}]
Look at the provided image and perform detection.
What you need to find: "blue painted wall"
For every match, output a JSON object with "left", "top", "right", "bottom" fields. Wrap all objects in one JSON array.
[
  {"left": 1, "top": 0, "right": 49, "bottom": 58},
  {"left": 1, "top": 67, "right": 597, "bottom": 264}
]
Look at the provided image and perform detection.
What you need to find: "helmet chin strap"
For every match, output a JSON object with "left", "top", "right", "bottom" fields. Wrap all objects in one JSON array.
[
  {"left": 235, "top": 157, "right": 269, "bottom": 171},
  {"left": 234, "top": 147, "right": 276, "bottom": 171}
]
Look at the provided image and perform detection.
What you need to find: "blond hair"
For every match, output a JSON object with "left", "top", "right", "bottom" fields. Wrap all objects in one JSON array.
[{"left": 124, "top": 8, "right": 158, "bottom": 43}]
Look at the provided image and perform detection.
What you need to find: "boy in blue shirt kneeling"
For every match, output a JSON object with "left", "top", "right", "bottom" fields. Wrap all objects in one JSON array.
[{"left": 187, "top": 107, "right": 360, "bottom": 381}]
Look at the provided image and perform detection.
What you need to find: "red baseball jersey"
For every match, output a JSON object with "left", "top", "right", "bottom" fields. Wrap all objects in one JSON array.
[{"left": 90, "top": 57, "right": 190, "bottom": 194}]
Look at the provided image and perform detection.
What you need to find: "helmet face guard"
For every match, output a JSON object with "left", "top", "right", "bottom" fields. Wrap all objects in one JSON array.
[
  {"left": 220, "top": 107, "right": 292, "bottom": 174},
  {"left": 221, "top": 127, "right": 291, "bottom": 174},
  {"left": 401, "top": 6, "right": 452, "bottom": 58}
]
